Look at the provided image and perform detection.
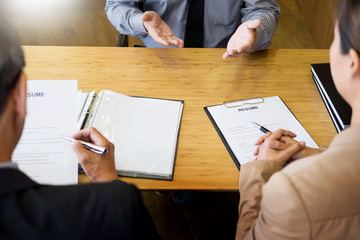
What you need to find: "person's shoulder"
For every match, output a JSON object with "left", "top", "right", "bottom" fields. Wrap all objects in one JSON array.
[
  {"left": 89, "top": 180, "right": 140, "bottom": 199},
  {"left": 37, "top": 180, "right": 140, "bottom": 204},
  {"left": 257, "top": 170, "right": 311, "bottom": 237},
  {"left": 265, "top": 146, "right": 360, "bottom": 220}
]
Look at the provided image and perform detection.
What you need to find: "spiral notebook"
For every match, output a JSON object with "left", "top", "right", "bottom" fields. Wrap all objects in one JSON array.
[{"left": 77, "top": 90, "right": 184, "bottom": 180}]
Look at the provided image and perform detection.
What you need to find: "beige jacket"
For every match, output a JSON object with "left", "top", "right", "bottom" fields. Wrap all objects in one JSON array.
[{"left": 236, "top": 124, "right": 360, "bottom": 240}]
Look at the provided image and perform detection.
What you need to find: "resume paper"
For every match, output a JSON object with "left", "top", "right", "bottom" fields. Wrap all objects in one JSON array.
[
  {"left": 206, "top": 96, "right": 318, "bottom": 166},
  {"left": 12, "top": 80, "right": 78, "bottom": 185}
]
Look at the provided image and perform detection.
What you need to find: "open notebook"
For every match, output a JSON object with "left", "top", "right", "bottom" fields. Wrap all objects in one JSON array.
[{"left": 77, "top": 90, "right": 184, "bottom": 180}]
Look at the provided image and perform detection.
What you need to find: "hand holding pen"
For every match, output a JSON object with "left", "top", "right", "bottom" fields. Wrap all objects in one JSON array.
[
  {"left": 63, "top": 136, "right": 107, "bottom": 154},
  {"left": 70, "top": 127, "right": 118, "bottom": 182}
]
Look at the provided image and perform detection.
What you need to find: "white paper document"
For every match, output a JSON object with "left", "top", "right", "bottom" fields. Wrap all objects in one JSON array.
[
  {"left": 12, "top": 80, "right": 78, "bottom": 185},
  {"left": 205, "top": 96, "right": 318, "bottom": 166}
]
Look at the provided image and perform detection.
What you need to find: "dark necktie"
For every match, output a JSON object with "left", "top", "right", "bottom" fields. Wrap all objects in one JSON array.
[{"left": 184, "top": 0, "right": 205, "bottom": 48}]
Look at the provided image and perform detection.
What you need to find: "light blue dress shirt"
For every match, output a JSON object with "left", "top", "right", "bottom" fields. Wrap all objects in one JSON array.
[{"left": 105, "top": 0, "right": 280, "bottom": 51}]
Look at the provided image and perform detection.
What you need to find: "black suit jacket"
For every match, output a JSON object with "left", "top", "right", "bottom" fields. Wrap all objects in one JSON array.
[{"left": 0, "top": 168, "right": 161, "bottom": 240}]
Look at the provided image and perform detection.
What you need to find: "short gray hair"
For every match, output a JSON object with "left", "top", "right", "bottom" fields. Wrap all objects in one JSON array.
[{"left": 0, "top": 19, "right": 25, "bottom": 115}]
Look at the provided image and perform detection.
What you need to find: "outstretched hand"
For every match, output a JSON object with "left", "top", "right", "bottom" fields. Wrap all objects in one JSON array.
[
  {"left": 223, "top": 19, "right": 261, "bottom": 59},
  {"left": 72, "top": 127, "right": 118, "bottom": 182},
  {"left": 142, "top": 11, "right": 184, "bottom": 48}
]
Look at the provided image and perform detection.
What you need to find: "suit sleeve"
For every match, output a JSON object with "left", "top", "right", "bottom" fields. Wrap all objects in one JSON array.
[
  {"left": 105, "top": 0, "right": 148, "bottom": 37},
  {"left": 241, "top": 0, "right": 280, "bottom": 52},
  {"left": 236, "top": 160, "right": 282, "bottom": 239},
  {"left": 236, "top": 161, "right": 311, "bottom": 240},
  {"left": 110, "top": 180, "right": 163, "bottom": 240}
]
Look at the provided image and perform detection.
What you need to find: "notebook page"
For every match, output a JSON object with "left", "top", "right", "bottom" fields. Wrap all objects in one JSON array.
[{"left": 90, "top": 90, "right": 182, "bottom": 177}]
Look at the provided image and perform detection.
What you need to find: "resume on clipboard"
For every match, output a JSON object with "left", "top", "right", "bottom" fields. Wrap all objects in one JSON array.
[{"left": 204, "top": 96, "right": 318, "bottom": 169}]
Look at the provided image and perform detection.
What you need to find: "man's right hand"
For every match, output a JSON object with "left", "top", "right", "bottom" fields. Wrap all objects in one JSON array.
[
  {"left": 72, "top": 127, "right": 118, "bottom": 182},
  {"left": 142, "top": 11, "right": 184, "bottom": 48}
]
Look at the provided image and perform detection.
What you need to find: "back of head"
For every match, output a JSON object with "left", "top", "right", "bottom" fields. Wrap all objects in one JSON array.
[
  {"left": 337, "top": 0, "right": 360, "bottom": 55},
  {"left": 0, "top": 20, "right": 25, "bottom": 115}
]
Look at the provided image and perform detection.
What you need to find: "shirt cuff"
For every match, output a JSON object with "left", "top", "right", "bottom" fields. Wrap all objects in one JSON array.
[
  {"left": 132, "top": 12, "right": 148, "bottom": 35},
  {"left": 249, "top": 27, "right": 262, "bottom": 53}
]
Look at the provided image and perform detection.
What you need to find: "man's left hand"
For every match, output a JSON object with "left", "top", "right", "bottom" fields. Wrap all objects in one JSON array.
[{"left": 223, "top": 19, "right": 261, "bottom": 59}]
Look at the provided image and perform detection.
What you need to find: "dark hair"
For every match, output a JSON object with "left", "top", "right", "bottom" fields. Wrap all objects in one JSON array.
[
  {"left": 337, "top": 0, "right": 360, "bottom": 55},
  {"left": 0, "top": 20, "right": 25, "bottom": 115}
]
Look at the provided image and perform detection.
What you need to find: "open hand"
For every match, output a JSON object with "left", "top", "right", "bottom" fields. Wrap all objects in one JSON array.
[
  {"left": 223, "top": 19, "right": 261, "bottom": 59},
  {"left": 142, "top": 11, "right": 184, "bottom": 48},
  {"left": 72, "top": 127, "right": 118, "bottom": 182}
]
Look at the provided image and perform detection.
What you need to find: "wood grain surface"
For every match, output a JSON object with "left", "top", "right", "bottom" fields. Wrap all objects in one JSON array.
[{"left": 23, "top": 46, "right": 336, "bottom": 190}]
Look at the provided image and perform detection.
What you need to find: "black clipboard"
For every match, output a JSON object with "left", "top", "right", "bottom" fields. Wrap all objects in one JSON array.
[
  {"left": 204, "top": 96, "right": 317, "bottom": 170},
  {"left": 204, "top": 97, "right": 264, "bottom": 170}
]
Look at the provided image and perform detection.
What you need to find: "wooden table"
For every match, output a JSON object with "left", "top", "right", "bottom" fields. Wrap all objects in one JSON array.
[{"left": 23, "top": 46, "right": 337, "bottom": 190}]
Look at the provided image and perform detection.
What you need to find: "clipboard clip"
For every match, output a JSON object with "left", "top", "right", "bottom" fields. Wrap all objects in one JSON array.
[{"left": 224, "top": 97, "right": 264, "bottom": 108}]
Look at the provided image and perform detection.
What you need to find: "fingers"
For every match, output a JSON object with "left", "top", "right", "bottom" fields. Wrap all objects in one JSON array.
[
  {"left": 152, "top": 34, "right": 184, "bottom": 47},
  {"left": 167, "top": 37, "right": 184, "bottom": 48},
  {"left": 72, "top": 141, "right": 89, "bottom": 164},
  {"left": 141, "top": 11, "right": 154, "bottom": 22},
  {"left": 142, "top": 11, "right": 184, "bottom": 48},
  {"left": 72, "top": 128, "right": 117, "bottom": 182},
  {"left": 278, "top": 141, "right": 305, "bottom": 162},
  {"left": 88, "top": 127, "right": 109, "bottom": 146},
  {"left": 280, "top": 135, "right": 298, "bottom": 145},
  {"left": 254, "top": 146, "right": 260, "bottom": 156},
  {"left": 72, "top": 128, "right": 92, "bottom": 142},
  {"left": 72, "top": 128, "right": 112, "bottom": 160},
  {"left": 246, "top": 19, "right": 261, "bottom": 30},
  {"left": 267, "top": 129, "right": 297, "bottom": 141},
  {"left": 254, "top": 129, "right": 298, "bottom": 156},
  {"left": 73, "top": 127, "right": 110, "bottom": 147},
  {"left": 266, "top": 139, "right": 289, "bottom": 150},
  {"left": 254, "top": 132, "right": 272, "bottom": 145},
  {"left": 254, "top": 137, "right": 301, "bottom": 156},
  {"left": 222, "top": 51, "right": 230, "bottom": 59},
  {"left": 223, "top": 46, "right": 250, "bottom": 59}
]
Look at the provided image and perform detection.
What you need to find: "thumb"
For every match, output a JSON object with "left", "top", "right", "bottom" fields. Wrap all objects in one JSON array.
[
  {"left": 141, "top": 11, "right": 153, "bottom": 22},
  {"left": 281, "top": 141, "right": 305, "bottom": 160},
  {"left": 247, "top": 19, "right": 261, "bottom": 30}
]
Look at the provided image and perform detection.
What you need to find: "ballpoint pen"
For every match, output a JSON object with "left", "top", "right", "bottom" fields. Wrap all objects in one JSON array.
[
  {"left": 251, "top": 122, "right": 271, "bottom": 134},
  {"left": 62, "top": 136, "right": 108, "bottom": 154}
]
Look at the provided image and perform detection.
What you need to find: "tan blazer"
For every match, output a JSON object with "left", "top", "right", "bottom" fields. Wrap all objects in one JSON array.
[{"left": 236, "top": 124, "right": 360, "bottom": 240}]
